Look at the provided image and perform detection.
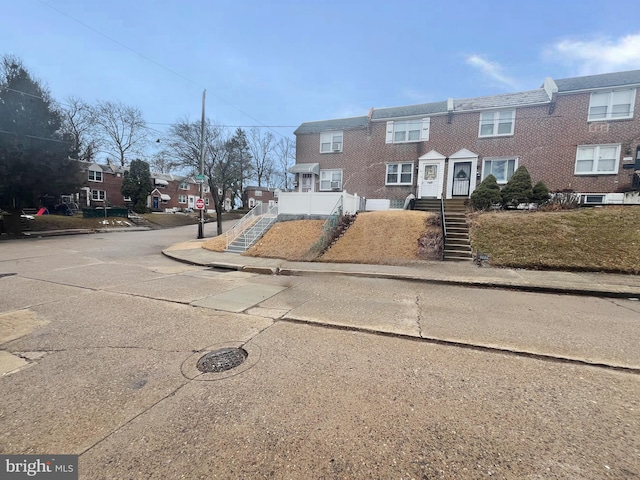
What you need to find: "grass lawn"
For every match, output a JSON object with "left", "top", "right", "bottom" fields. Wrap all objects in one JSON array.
[{"left": 469, "top": 206, "right": 640, "bottom": 274}]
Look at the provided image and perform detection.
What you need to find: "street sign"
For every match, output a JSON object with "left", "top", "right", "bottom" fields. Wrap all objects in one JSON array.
[
  {"left": 195, "top": 174, "right": 206, "bottom": 184},
  {"left": 195, "top": 198, "right": 205, "bottom": 210}
]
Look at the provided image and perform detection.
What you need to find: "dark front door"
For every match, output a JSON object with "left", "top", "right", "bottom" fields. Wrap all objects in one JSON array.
[
  {"left": 153, "top": 196, "right": 159, "bottom": 209},
  {"left": 452, "top": 162, "right": 472, "bottom": 196}
]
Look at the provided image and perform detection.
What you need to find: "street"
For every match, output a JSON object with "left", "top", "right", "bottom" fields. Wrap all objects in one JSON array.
[{"left": 1, "top": 226, "right": 639, "bottom": 479}]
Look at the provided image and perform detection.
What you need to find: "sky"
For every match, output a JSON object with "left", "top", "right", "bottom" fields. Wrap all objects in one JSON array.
[{"left": 2, "top": 0, "right": 640, "bottom": 152}]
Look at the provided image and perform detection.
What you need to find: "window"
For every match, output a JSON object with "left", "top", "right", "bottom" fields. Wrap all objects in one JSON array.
[
  {"left": 91, "top": 190, "right": 105, "bottom": 201},
  {"left": 178, "top": 195, "right": 187, "bottom": 204},
  {"left": 179, "top": 182, "right": 190, "bottom": 190},
  {"left": 88, "top": 170, "right": 103, "bottom": 182},
  {"left": 386, "top": 163, "right": 413, "bottom": 185},
  {"left": 575, "top": 145, "right": 620, "bottom": 175},
  {"left": 482, "top": 158, "right": 517, "bottom": 183},
  {"left": 479, "top": 109, "right": 515, "bottom": 137},
  {"left": 203, "top": 185, "right": 210, "bottom": 193},
  {"left": 205, "top": 198, "right": 210, "bottom": 206},
  {"left": 123, "top": 196, "right": 132, "bottom": 202},
  {"left": 320, "top": 170, "right": 343, "bottom": 190},
  {"left": 386, "top": 118, "right": 430, "bottom": 144},
  {"left": 588, "top": 89, "right": 635, "bottom": 121},
  {"left": 320, "top": 131, "right": 343, "bottom": 153},
  {"left": 274, "top": 190, "right": 279, "bottom": 198},
  {"left": 254, "top": 190, "right": 262, "bottom": 197}
]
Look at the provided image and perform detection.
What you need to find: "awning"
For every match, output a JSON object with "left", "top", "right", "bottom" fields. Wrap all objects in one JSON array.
[
  {"left": 289, "top": 163, "right": 320, "bottom": 175},
  {"left": 160, "top": 194, "right": 171, "bottom": 201},
  {"left": 155, "top": 179, "right": 169, "bottom": 186}
]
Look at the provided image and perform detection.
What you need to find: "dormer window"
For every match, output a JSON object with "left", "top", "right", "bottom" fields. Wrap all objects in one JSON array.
[{"left": 320, "top": 131, "right": 343, "bottom": 153}]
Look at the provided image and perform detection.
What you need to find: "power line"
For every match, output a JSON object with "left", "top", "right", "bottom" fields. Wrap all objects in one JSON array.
[
  {"left": 0, "top": 129, "right": 72, "bottom": 144},
  {"left": 37, "top": 0, "right": 287, "bottom": 139}
]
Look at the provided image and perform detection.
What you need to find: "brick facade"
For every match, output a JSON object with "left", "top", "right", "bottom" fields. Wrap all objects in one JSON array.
[{"left": 294, "top": 70, "right": 640, "bottom": 201}]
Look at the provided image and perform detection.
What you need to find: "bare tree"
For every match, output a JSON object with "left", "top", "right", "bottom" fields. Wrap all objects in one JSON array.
[
  {"left": 61, "top": 96, "right": 100, "bottom": 162},
  {"left": 164, "top": 117, "right": 236, "bottom": 235},
  {"left": 247, "top": 127, "right": 275, "bottom": 187},
  {"left": 275, "top": 137, "right": 295, "bottom": 190},
  {"left": 91, "top": 100, "right": 148, "bottom": 166},
  {"left": 149, "top": 150, "right": 179, "bottom": 174}
]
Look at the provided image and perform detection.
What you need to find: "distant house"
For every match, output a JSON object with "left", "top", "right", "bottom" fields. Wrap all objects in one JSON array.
[
  {"left": 292, "top": 69, "right": 640, "bottom": 206},
  {"left": 243, "top": 186, "right": 280, "bottom": 209}
]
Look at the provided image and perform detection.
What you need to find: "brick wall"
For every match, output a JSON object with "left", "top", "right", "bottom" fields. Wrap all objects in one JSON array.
[{"left": 295, "top": 91, "right": 640, "bottom": 198}]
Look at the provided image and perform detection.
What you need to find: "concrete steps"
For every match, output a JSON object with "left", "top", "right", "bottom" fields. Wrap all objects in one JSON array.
[
  {"left": 225, "top": 215, "right": 277, "bottom": 253},
  {"left": 414, "top": 198, "right": 441, "bottom": 213},
  {"left": 443, "top": 199, "right": 472, "bottom": 261}
]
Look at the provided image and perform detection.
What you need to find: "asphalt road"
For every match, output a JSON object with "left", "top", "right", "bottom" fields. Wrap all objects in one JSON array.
[{"left": 1, "top": 226, "right": 639, "bottom": 479}]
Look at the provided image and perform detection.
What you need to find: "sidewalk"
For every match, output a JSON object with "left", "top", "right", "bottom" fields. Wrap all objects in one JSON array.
[{"left": 163, "top": 240, "right": 640, "bottom": 298}]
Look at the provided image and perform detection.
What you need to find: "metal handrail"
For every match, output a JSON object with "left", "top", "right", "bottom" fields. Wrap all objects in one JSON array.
[
  {"left": 225, "top": 203, "right": 278, "bottom": 249},
  {"left": 440, "top": 197, "right": 446, "bottom": 243}
]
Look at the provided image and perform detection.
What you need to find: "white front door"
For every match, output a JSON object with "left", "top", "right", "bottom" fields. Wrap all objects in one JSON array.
[
  {"left": 188, "top": 195, "right": 196, "bottom": 208},
  {"left": 418, "top": 159, "right": 445, "bottom": 199},
  {"left": 301, "top": 173, "right": 314, "bottom": 192}
]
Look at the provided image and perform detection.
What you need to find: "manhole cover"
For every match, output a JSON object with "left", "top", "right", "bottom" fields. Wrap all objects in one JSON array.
[{"left": 197, "top": 347, "right": 248, "bottom": 373}]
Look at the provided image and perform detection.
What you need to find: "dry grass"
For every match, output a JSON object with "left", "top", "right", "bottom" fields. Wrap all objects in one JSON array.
[
  {"left": 202, "top": 235, "right": 228, "bottom": 252},
  {"left": 244, "top": 220, "right": 325, "bottom": 260},
  {"left": 141, "top": 213, "right": 199, "bottom": 228},
  {"left": 469, "top": 206, "right": 640, "bottom": 273},
  {"left": 320, "top": 210, "right": 432, "bottom": 265},
  {"left": 30, "top": 215, "right": 106, "bottom": 230}
]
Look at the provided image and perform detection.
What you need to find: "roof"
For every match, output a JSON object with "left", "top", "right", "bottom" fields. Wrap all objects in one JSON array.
[
  {"left": 371, "top": 101, "right": 448, "bottom": 120},
  {"left": 454, "top": 89, "right": 550, "bottom": 111},
  {"left": 294, "top": 116, "right": 368, "bottom": 135},
  {"left": 554, "top": 69, "right": 640, "bottom": 92}
]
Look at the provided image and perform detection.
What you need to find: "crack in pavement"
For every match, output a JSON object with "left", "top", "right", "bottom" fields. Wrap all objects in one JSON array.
[
  {"left": 278, "top": 316, "right": 640, "bottom": 375},
  {"left": 415, "top": 294, "right": 424, "bottom": 338}
]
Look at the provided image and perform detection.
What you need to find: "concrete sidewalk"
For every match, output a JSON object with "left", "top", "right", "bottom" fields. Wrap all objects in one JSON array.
[{"left": 163, "top": 240, "right": 640, "bottom": 298}]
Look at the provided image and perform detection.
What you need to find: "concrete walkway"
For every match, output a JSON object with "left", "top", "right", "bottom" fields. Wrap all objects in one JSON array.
[{"left": 163, "top": 240, "right": 640, "bottom": 298}]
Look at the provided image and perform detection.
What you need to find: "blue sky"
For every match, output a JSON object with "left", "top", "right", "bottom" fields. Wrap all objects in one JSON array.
[{"left": 3, "top": 0, "right": 640, "bottom": 146}]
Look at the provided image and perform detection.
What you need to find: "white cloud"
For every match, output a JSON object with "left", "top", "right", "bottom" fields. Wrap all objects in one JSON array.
[
  {"left": 548, "top": 33, "right": 640, "bottom": 75},
  {"left": 465, "top": 55, "right": 518, "bottom": 89}
]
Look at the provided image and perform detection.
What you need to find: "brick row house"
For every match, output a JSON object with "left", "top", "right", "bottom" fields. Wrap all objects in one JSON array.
[
  {"left": 242, "top": 186, "right": 280, "bottom": 209},
  {"left": 71, "top": 161, "right": 227, "bottom": 212},
  {"left": 292, "top": 69, "right": 640, "bottom": 206}
]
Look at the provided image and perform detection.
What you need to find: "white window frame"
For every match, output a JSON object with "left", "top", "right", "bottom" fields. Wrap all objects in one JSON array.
[
  {"left": 178, "top": 195, "right": 187, "bottom": 204},
  {"left": 386, "top": 162, "right": 414, "bottom": 185},
  {"left": 254, "top": 190, "right": 263, "bottom": 197},
  {"left": 575, "top": 144, "right": 620, "bottom": 175},
  {"left": 319, "top": 170, "right": 343, "bottom": 191},
  {"left": 91, "top": 189, "right": 105, "bottom": 201},
  {"left": 588, "top": 89, "right": 636, "bottom": 122},
  {"left": 478, "top": 109, "right": 515, "bottom": 138},
  {"left": 88, "top": 170, "right": 103, "bottom": 182},
  {"left": 320, "top": 131, "right": 343, "bottom": 153},
  {"left": 203, "top": 185, "right": 210, "bottom": 193},
  {"left": 385, "top": 118, "right": 430, "bottom": 144},
  {"left": 482, "top": 157, "right": 518, "bottom": 184},
  {"left": 205, "top": 198, "right": 210, "bottom": 206},
  {"left": 179, "top": 182, "right": 190, "bottom": 190}
]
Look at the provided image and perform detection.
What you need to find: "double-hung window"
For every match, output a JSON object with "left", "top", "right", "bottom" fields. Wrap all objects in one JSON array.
[
  {"left": 479, "top": 109, "right": 515, "bottom": 137},
  {"left": 386, "top": 163, "right": 413, "bottom": 185},
  {"left": 482, "top": 158, "right": 517, "bottom": 183},
  {"left": 320, "top": 170, "right": 343, "bottom": 190},
  {"left": 575, "top": 145, "right": 620, "bottom": 175},
  {"left": 385, "top": 118, "right": 430, "bottom": 144},
  {"left": 178, "top": 195, "right": 187, "bottom": 204},
  {"left": 88, "top": 170, "right": 103, "bottom": 182},
  {"left": 588, "top": 89, "right": 635, "bottom": 121},
  {"left": 320, "top": 131, "right": 343, "bottom": 153},
  {"left": 91, "top": 190, "right": 105, "bottom": 201},
  {"left": 254, "top": 190, "right": 263, "bottom": 197},
  {"left": 179, "top": 182, "right": 190, "bottom": 190}
]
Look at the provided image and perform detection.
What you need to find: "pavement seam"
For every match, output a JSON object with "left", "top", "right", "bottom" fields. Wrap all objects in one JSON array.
[
  {"left": 415, "top": 294, "right": 424, "bottom": 338},
  {"left": 278, "top": 316, "right": 640, "bottom": 375}
]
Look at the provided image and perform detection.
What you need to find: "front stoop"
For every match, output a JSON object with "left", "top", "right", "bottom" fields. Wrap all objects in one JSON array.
[{"left": 443, "top": 199, "right": 472, "bottom": 261}]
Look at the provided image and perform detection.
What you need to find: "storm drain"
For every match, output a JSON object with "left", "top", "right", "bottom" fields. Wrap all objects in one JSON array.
[{"left": 196, "top": 347, "right": 248, "bottom": 373}]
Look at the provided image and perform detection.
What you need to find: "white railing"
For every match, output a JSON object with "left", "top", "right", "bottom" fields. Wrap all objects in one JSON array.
[
  {"left": 225, "top": 202, "right": 278, "bottom": 249},
  {"left": 278, "top": 191, "right": 360, "bottom": 215}
]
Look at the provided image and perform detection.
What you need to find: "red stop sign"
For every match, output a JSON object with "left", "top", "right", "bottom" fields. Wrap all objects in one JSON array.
[{"left": 195, "top": 198, "right": 205, "bottom": 210}]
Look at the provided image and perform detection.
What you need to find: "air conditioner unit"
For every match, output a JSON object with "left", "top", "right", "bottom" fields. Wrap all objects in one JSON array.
[
  {"left": 332, "top": 144, "right": 342, "bottom": 152},
  {"left": 331, "top": 181, "right": 340, "bottom": 189}
]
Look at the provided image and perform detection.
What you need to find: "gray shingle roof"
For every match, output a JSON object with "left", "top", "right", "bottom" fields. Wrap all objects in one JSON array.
[
  {"left": 554, "top": 70, "right": 640, "bottom": 92},
  {"left": 294, "top": 116, "right": 368, "bottom": 135},
  {"left": 454, "top": 89, "right": 550, "bottom": 111},
  {"left": 371, "top": 101, "right": 448, "bottom": 120}
]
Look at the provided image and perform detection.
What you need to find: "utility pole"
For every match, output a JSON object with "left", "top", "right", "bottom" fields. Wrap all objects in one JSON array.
[{"left": 198, "top": 89, "right": 206, "bottom": 239}]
